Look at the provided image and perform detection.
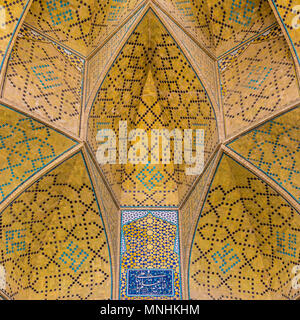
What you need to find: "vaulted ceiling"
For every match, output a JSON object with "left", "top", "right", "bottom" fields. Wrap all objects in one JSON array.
[
  {"left": 87, "top": 10, "right": 218, "bottom": 207},
  {"left": 0, "top": 0, "right": 299, "bottom": 300}
]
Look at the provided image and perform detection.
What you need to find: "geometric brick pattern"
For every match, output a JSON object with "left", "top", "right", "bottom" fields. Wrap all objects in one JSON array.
[
  {"left": 219, "top": 26, "right": 300, "bottom": 137},
  {"left": 87, "top": 9, "right": 218, "bottom": 207},
  {"left": 25, "top": 0, "right": 141, "bottom": 56},
  {"left": 120, "top": 71, "right": 179, "bottom": 207},
  {"left": 0, "top": 0, "right": 30, "bottom": 71},
  {"left": 25, "top": 0, "right": 93, "bottom": 56},
  {"left": 189, "top": 155, "right": 300, "bottom": 300},
  {"left": 155, "top": 4, "right": 219, "bottom": 107},
  {"left": 228, "top": 106, "right": 300, "bottom": 203},
  {"left": 208, "top": 0, "right": 276, "bottom": 57},
  {"left": 180, "top": 153, "right": 218, "bottom": 276},
  {"left": 2, "top": 26, "right": 83, "bottom": 136},
  {"left": 0, "top": 0, "right": 299, "bottom": 301},
  {"left": 155, "top": 0, "right": 214, "bottom": 51},
  {"left": 271, "top": 0, "right": 300, "bottom": 64},
  {"left": 156, "top": 0, "right": 276, "bottom": 57},
  {"left": 88, "top": 0, "right": 141, "bottom": 51},
  {"left": 84, "top": 152, "right": 120, "bottom": 267},
  {"left": 0, "top": 152, "right": 111, "bottom": 299},
  {"left": 0, "top": 103, "right": 76, "bottom": 204},
  {"left": 86, "top": 5, "right": 144, "bottom": 101}
]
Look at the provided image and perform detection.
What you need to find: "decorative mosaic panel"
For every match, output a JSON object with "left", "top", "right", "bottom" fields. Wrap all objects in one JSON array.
[
  {"left": 219, "top": 26, "right": 300, "bottom": 137},
  {"left": 120, "top": 210, "right": 181, "bottom": 299},
  {"left": 271, "top": 0, "right": 300, "bottom": 64},
  {"left": 2, "top": 26, "right": 83, "bottom": 136},
  {"left": 228, "top": 106, "right": 300, "bottom": 204},
  {"left": 86, "top": 4, "right": 144, "bottom": 102},
  {"left": 0, "top": 103, "right": 76, "bottom": 204},
  {"left": 189, "top": 154, "right": 300, "bottom": 300},
  {"left": 127, "top": 269, "right": 174, "bottom": 297},
  {"left": 0, "top": 0, "right": 31, "bottom": 72},
  {"left": 0, "top": 152, "right": 111, "bottom": 299},
  {"left": 87, "top": 9, "right": 219, "bottom": 207}
]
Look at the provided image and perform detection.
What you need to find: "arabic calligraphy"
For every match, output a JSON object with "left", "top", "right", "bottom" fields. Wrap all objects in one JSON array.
[{"left": 127, "top": 269, "right": 174, "bottom": 296}]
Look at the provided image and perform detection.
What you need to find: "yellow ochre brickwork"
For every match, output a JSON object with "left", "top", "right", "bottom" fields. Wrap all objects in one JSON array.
[
  {"left": 87, "top": 9, "right": 218, "bottom": 207},
  {"left": 228, "top": 106, "right": 300, "bottom": 204},
  {"left": 0, "top": 0, "right": 31, "bottom": 72},
  {"left": 219, "top": 26, "right": 300, "bottom": 137},
  {"left": 0, "top": 151, "right": 111, "bottom": 299},
  {"left": 2, "top": 26, "right": 83, "bottom": 136},
  {"left": 189, "top": 154, "right": 300, "bottom": 300}
]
